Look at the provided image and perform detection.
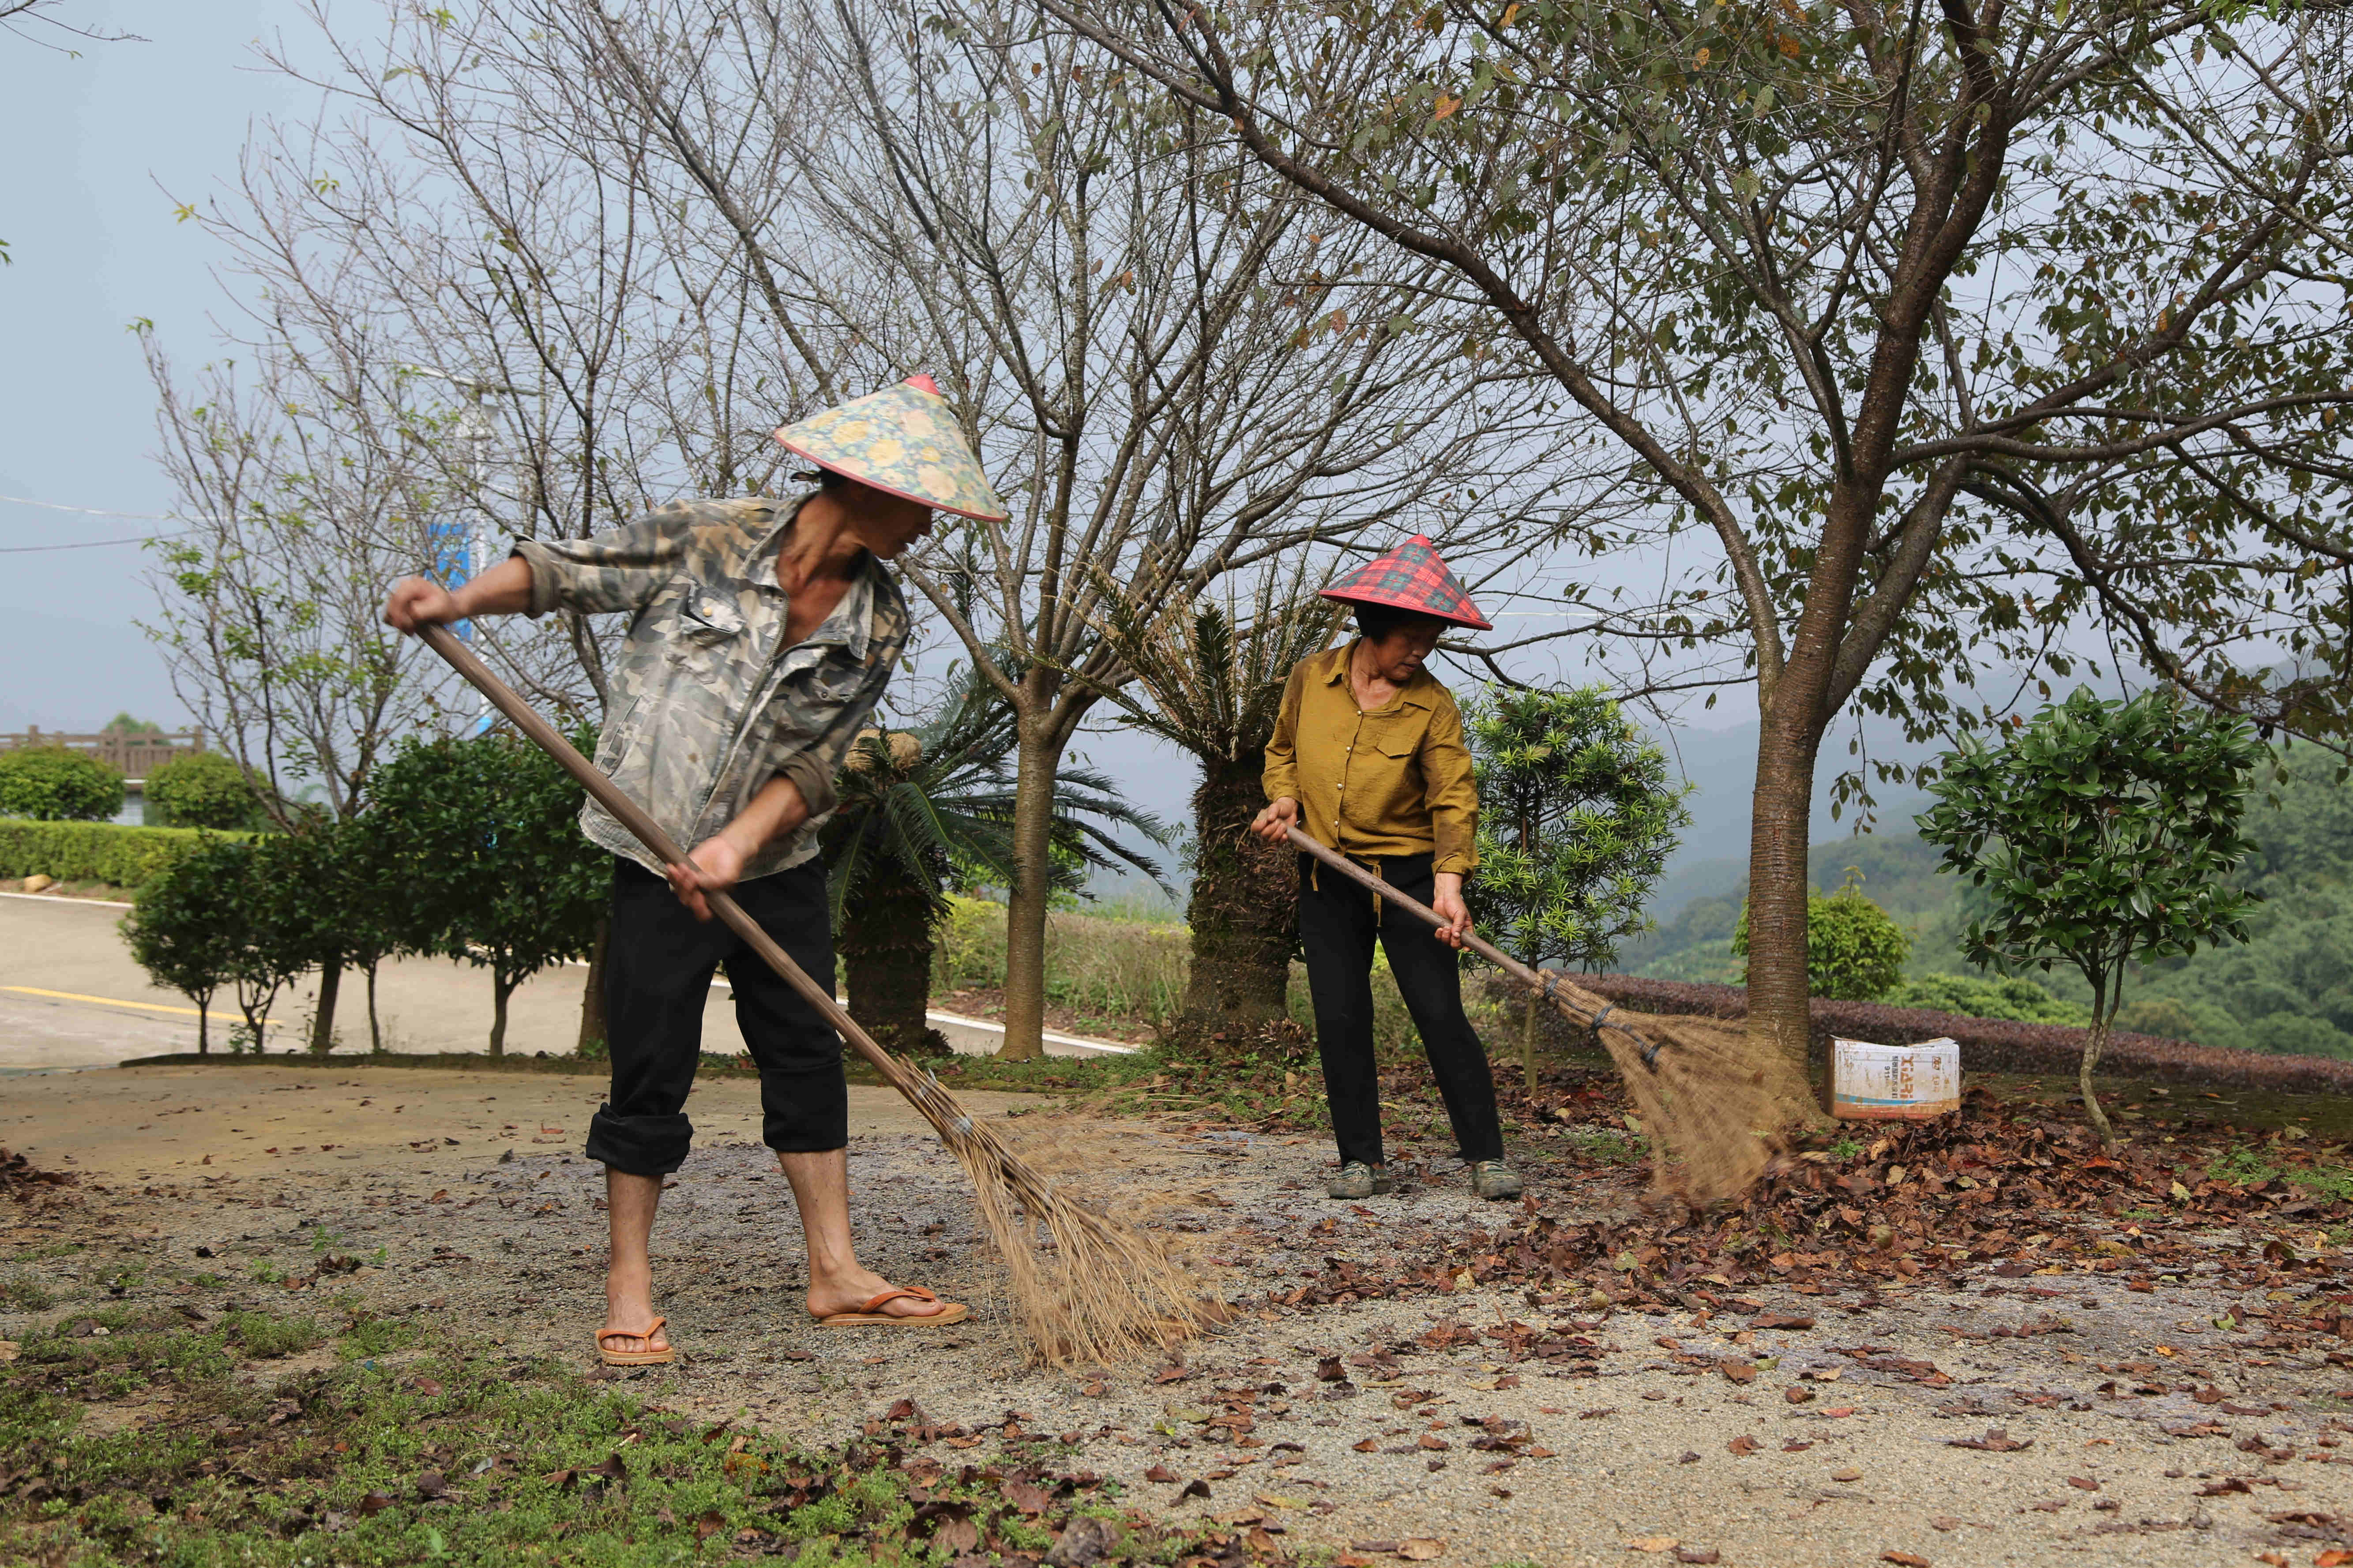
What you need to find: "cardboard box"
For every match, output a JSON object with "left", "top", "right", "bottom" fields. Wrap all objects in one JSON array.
[{"left": 1831, "top": 1036, "right": 1960, "bottom": 1120}]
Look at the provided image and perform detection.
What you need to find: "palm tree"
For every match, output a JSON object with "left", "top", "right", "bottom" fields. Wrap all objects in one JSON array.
[
  {"left": 823, "top": 667, "right": 1170, "bottom": 1057},
  {"left": 1086, "top": 567, "right": 1346, "bottom": 1048}
]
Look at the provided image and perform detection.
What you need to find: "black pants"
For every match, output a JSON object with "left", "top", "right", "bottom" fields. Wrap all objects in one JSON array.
[
  {"left": 1297, "top": 851, "right": 1504, "bottom": 1169},
  {"left": 583, "top": 857, "right": 847, "bottom": 1177}
]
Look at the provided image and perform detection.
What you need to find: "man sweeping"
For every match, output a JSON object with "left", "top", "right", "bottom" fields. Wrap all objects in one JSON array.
[
  {"left": 1252, "top": 536, "right": 1520, "bottom": 1201},
  {"left": 383, "top": 376, "right": 1002, "bottom": 1363}
]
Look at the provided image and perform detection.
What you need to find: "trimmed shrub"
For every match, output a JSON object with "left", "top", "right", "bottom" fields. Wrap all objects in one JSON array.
[
  {"left": 146, "top": 750, "right": 266, "bottom": 830},
  {"left": 1578, "top": 973, "right": 2353, "bottom": 1095},
  {"left": 1730, "top": 874, "right": 1912, "bottom": 1001},
  {"left": 0, "top": 820, "right": 239, "bottom": 889},
  {"left": 1883, "top": 972, "right": 2090, "bottom": 1026},
  {"left": 0, "top": 747, "right": 125, "bottom": 822}
]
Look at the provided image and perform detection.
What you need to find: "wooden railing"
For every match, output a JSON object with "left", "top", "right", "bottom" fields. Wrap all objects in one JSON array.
[{"left": 0, "top": 726, "right": 206, "bottom": 780}]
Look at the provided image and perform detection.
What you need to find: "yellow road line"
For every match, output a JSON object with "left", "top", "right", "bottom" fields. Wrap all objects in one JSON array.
[{"left": 1, "top": 985, "right": 274, "bottom": 1024}]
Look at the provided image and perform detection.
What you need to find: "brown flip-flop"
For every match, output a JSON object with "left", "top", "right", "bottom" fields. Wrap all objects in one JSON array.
[
  {"left": 812, "top": 1285, "right": 969, "bottom": 1328},
  {"left": 595, "top": 1317, "right": 676, "bottom": 1365}
]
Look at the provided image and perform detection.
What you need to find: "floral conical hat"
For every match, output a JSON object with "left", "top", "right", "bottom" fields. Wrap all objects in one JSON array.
[
  {"left": 1319, "top": 534, "right": 1492, "bottom": 631},
  {"left": 771, "top": 375, "right": 1008, "bottom": 522}
]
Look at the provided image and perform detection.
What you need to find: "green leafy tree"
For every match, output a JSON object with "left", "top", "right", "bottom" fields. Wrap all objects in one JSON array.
[
  {"left": 120, "top": 838, "right": 248, "bottom": 1054},
  {"left": 1466, "top": 685, "right": 1691, "bottom": 1087},
  {"left": 145, "top": 750, "right": 266, "bottom": 831},
  {"left": 1733, "top": 873, "right": 1912, "bottom": 1005},
  {"left": 102, "top": 713, "right": 165, "bottom": 735},
  {"left": 1083, "top": 573, "right": 1344, "bottom": 1047},
  {"left": 362, "top": 730, "right": 608, "bottom": 1055},
  {"left": 1052, "top": 0, "right": 2353, "bottom": 1124},
  {"left": 1917, "top": 689, "right": 2266, "bottom": 1141},
  {"left": 1883, "top": 972, "right": 2089, "bottom": 1028},
  {"left": 824, "top": 669, "right": 1169, "bottom": 1058},
  {"left": 0, "top": 747, "right": 125, "bottom": 822}
]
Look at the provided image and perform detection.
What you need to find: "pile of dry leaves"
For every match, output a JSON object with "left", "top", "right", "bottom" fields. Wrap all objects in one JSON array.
[{"left": 1261, "top": 1086, "right": 2353, "bottom": 1334}]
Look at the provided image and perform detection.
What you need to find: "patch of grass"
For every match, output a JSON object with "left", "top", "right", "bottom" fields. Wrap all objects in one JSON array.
[
  {"left": 2208, "top": 1147, "right": 2278, "bottom": 1186},
  {"left": 1828, "top": 1136, "right": 1864, "bottom": 1161},
  {"left": 2290, "top": 1164, "right": 2353, "bottom": 1204},
  {"left": 0, "top": 1268, "right": 53, "bottom": 1311},
  {"left": 1, "top": 1315, "right": 1205, "bottom": 1567},
  {"left": 223, "top": 1309, "right": 326, "bottom": 1359},
  {"left": 2, "top": 1242, "right": 83, "bottom": 1263},
  {"left": 1564, "top": 1128, "right": 1646, "bottom": 1167},
  {"left": 336, "top": 1310, "right": 423, "bottom": 1361}
]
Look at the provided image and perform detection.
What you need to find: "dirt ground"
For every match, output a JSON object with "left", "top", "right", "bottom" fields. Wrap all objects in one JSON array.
[{"left": 8, "top": 1061, "right": 2353, "bottom": 1567}]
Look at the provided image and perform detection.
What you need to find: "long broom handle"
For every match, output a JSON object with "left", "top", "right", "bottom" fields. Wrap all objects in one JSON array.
[
  {"left": 1283, "top": 824, "right": 1648, "bottom": 1053},
  {"left": 417, "top": 623, "right": 923, "bottom": 1099}
]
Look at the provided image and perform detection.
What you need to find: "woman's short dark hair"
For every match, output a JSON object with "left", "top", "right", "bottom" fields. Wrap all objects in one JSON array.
[{"left": 1354, "top": 602, "right": 1443, "bottom": 642}]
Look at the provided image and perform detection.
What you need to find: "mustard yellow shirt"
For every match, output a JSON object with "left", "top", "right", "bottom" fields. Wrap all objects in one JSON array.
[{"left": 1262, "top": 643, "right": 1479, "bottom": 875}]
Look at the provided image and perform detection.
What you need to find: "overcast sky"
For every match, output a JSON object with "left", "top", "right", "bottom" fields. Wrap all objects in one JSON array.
[
  {"left": 0, "top": 0, "right": 1957, "bottom": 888},
  {"left": 0, "top": 0, "right": 312, "bottom": 734}
]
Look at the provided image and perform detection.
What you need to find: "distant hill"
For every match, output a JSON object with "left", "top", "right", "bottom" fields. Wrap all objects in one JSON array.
[{"left": 1617, "top": 743, "right": 2353, "bottom": 1062}]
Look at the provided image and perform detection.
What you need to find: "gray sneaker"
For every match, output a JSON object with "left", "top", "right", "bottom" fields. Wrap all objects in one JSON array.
[
  {"left": 1469, "top": 1159, "right": 1523, "bottom": 1201},
  {"left": 1327, "top": 1161, "right": 1394, "bottom": 1199}
]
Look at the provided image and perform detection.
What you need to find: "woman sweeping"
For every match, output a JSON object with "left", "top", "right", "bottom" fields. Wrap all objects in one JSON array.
[{"left": 1252, "top": 536, "right": 1519, "bottom": 1202}]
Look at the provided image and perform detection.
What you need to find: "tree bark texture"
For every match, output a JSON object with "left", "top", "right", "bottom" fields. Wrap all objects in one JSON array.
[
  {"left": 308, "top": 955, "right": 343, "bottom": 1055},
  {"left": 2082, "top": 972, "right": 2116, "bottom": 1145},
  {"left": 576, "top": 917, "right": 610, "bottom": 1058},
  {"left": 1173, "top": 756, "right": 1294, "bottom": 1048},
  {"left": 996, "top": 723, "right": 1063, "bottom": 1060},
  {"left": 842, "top": 873, "right": 952, "bottom": 1060},
  {"left": 490, "top": 975, "right": 512, "bottom": 1057},
  {"left": 1746, "top": 713, "right": 1825, "bottom": 1118},
  {"left": 365, "top": 966, "right": 383, "bottom": 1054}
]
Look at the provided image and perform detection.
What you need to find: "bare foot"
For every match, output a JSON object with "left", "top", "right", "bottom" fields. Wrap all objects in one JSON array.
[
  {"left": 807, "top": 1270, "right": 955, "bottom": 1321},
  {"left": 604, "top": 1263, "right": 670, "bottom": 1352}
]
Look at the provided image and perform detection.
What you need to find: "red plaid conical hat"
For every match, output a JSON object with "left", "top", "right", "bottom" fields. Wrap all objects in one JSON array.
[{"left": 1319, "top": 535, "right": 1492, "bottom": 631}]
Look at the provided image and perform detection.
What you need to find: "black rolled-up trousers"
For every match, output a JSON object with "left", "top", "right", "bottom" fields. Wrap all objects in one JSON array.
[
  {"left": 583, "top": 856, "right": 848, "bottom": 1177},
  {"left": 1297, "top": 850, "right": 1504, "bottom": 1170}
]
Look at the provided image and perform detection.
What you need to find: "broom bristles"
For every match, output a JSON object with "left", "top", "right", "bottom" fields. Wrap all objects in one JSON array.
[
  {"left": 1533, "top": 972, "right": 1778, "bottom": 1204},
  {"left": 898, "top": 1070, "right": 1224, "bottom": 1365}
]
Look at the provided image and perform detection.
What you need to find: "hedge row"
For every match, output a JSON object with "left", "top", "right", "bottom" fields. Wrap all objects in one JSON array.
[
  {"left": 0, "top": 819, "right": 242, "bottom": 890},
  {"left": 1578, "top": 973, "right": 2353, "bottom": 1096}
]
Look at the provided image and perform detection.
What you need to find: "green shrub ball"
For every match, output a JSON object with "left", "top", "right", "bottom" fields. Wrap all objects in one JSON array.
[
  {"left": 0, "top": 746, "right": 126, "bottom": 822},
  {"left": 147, "top": 750, "right": 263, "bottom": 829}
]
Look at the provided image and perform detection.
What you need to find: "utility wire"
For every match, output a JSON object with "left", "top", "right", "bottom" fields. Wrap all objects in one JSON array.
[
  {"left": 0, "top": 493, "right": 179, "bottom": 520},
  {"left": 0, "top": 532, "right": 190, "bottom": 554}
]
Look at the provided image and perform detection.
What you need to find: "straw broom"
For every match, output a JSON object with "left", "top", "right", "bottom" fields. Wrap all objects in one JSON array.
[
  {"left": 1286, "top": 827, "right": 1776, "bottom": 1203},
  {"left": 420, "top": 625, "right": 1219, "bottom": 1364}
]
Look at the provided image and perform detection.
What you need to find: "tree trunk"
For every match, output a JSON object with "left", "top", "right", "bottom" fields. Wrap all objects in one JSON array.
[
  {"left": 1173, "top": 754, "right": 1294, "bottom": 1049},
  {"left": 843, "top": 870, "right": 950, "bottom": 1058},
  {"left": 1522, "top": 991, "right": 1540, "bottom": 1095},
  {"left": 196, "top": 998, "right": 210, "bottom": 1057},
  {"left": 2081, "top": 972, "right": 2115, "bottom": 1145},
  {"left": 996, "top": 722, "right": 1062, "bottom": 1061},
  {"left": 309, "top": 955, "right": 343, "bottom": 1055},
  {"left": 1748, "top": 701, "right": 1828, "bottom": 1123},
  {"left": 489, "top": 971, "right": 512, "bottom": 1056},
  {"left": 576, "top": 917, "right": 610, "bottom": 1058},
  {"left": 365, "top": 963, "right": 383, "bottom": 1053}
]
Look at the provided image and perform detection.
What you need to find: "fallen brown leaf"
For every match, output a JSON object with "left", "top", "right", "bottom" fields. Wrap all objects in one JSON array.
[
  {"left": 1881, "top": 1553, "right": 1931, "bottom": 1568},
  {"left": 1398, "top": 1540, "right": 1445, "bottom": 1561},
  {"left": 1947, "top": 1428, "right": 2030, "bottom": 1452}
]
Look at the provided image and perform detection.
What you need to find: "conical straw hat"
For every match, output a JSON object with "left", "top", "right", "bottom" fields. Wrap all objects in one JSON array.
[
  {"left": 1319, "top": 534, "right": 1492, "bottom": 631},
  {"left": 771, "top": 375, "right": 1008, "bottom": 522}
]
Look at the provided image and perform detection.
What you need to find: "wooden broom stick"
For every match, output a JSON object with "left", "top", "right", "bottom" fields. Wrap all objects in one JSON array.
[
  {"left": 1284, "top": 825, "right": 1667, "bottom": 1067},
  {"left": 420, "top": 623, "right": 936, "bottom": 1099},
  {"left": 419, "top": 623, "right": 1218, "bottom": 1360}
]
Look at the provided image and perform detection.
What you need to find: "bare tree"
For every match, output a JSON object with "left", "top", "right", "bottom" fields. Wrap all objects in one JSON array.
[
  {"left": 591, "top": 0, "right": 1605, "bottom": 1057},
  {"left": 1049, "top": 0, "right": 2353, "bottom": 1109}
]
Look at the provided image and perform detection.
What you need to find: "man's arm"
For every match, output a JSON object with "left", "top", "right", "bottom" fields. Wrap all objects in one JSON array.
[
  {"left": 383, "top": 555, "right": 534, "bottom": 630},
  {"left": 664, "top": 773, "right": 812, "bottom": 921}
]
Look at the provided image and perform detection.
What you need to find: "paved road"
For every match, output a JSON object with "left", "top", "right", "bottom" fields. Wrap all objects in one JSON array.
[{"left": 0, "top": 891, "right": 1128, "bottom": 1072}]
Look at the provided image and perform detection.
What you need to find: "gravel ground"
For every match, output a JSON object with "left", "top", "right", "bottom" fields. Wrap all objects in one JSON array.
[{"left": 8, "top": 1068, "right": 2353, "bottom": 1566}]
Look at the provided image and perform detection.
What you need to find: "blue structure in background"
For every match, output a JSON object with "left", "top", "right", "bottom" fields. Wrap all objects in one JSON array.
[{"left": 425, "top": 519, "right": 474, "bottom": 643}]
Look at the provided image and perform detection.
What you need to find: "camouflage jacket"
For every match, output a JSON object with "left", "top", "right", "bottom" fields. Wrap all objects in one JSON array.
[{"left": 511, "top": 495, "right": 909, "bottom": 881}]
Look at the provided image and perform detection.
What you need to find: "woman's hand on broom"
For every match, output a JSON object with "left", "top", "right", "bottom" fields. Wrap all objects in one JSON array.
[
  {"left": 1251, "top": 796, "right": 1300, "bottom": 843},
  {"left": 1431, "top": 873, "right": 1473, "bottom": 949}
]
